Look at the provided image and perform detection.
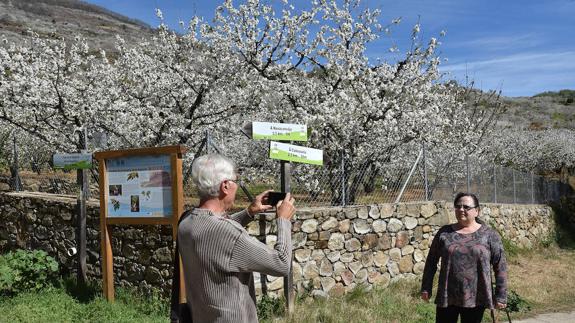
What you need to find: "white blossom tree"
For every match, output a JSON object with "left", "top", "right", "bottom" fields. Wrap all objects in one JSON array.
[{"left": 0, "top": 0, "right": 505, "bottom": 203}]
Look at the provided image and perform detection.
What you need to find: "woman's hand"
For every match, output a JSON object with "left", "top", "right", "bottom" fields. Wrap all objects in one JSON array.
[
  {"left": 421, "top": 291, "right": 430, "bottom": 302},
  {"left": 496, "top": 302, "right": 506, "bottom": 309}
]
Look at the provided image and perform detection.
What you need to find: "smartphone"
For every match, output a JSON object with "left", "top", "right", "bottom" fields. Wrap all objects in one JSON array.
[{"left": 266, "top": 191, "right": 287, "bottom": 206}]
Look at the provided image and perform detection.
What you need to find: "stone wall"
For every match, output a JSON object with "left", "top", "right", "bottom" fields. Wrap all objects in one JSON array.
[
  {"left": 253, "top": 202, "right": 554, "bottom": 297},
  {"left": 0, "top": 192, "right": 554, "bottom": 297},
  {"left": 0, "top": 192, "right": 174, "bottom": 293}
]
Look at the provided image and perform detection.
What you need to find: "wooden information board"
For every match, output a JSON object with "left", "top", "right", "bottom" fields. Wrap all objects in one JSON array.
[{"left": 94, "top": 145, "right": 186, "bottom": 301}]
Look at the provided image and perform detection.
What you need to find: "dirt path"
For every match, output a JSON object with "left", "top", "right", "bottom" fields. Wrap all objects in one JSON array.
[{"left": 512, "top": 310, "right": 575, "bottom": 323}]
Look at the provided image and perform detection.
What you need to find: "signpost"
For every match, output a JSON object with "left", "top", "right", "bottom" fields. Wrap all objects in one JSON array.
[
  {"left": 269, "top": 141, "right": 323, "bottom": 165},
  {"left": 53, "top": 153, "right": 93, "bottom": 170},
  {"left": 244, "top": 120, "right": 323, "bottom": 313},
  {"left": 52, "top": 128, "right": 93, "bottom": 284},
  {"left": 94, "top": 145, "right": 186, "bottom": 302},
  {"left": 252, "top": 121, "right": 308, "bottom": 141}
]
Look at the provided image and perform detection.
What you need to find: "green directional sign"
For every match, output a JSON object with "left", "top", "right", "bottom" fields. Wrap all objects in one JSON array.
[
  {"left": 253, "top": 122, "right": 308, "bottom": 141},
  {"left": 269, "top": 141, "right": 323, "bottom": 165},
  {"left": 53, "top": 153, "right": 93, "bottom": 170}
]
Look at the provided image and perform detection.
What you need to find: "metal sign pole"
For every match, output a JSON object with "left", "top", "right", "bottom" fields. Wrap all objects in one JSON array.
[{"left": 280, "top": 159, "right": 294, "bottom": 313}]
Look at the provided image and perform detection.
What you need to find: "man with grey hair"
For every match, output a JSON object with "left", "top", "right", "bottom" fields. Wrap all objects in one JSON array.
[{"left": 178, "top": 153, "right": 296, "bottom": 323}]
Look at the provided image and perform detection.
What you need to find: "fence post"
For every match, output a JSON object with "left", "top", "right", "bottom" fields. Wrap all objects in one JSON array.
[
  {"left": 465, "top": 154, "right": 470, "bottom": 193},
  {"left": 423, "top": 142, "right": 429, "bottom": 201},
  {"left": 530, "top": 172, "right": 535, "bottom": 204},
  {"left": 205, "top": 130, "right": 211, "bottom": 154},
  {"left": 395, "top": 149, "right": 423, "bottom": 204},
  {"left": 341, "top": 150, "right": 346, "bottom": 206},
  {"left": 11, "top": 132, "right": 22, "bottom": 191},
  {"left": 512, "top": 169, "right": 517, "bottom": 204},
  {"left": 76, "top": 126, "right": 89, "bottom": 284},
  {"left": 493, "top": 164, "right": 497, "bottom": 203}
]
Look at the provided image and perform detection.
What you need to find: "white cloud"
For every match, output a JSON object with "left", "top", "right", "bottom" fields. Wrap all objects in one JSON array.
[
  {"left": 441, "top": 51, "right": 575, "bottom": 96},
  {"left": 452, "top": 33, "right": 544, "bottom": 51}
]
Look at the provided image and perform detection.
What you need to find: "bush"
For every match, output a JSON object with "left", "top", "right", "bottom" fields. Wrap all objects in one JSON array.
[
  {"left": 550, "top": 198, "right": 575, "bottom": 249},
  {"left": 0, "top": 249, "right": 59, "bottom": 296},
  {"left": 506, "top": 289, "right": 531, "bottom": 313},
  {"left": 257, "top": 294, "right": 284, "bottom": 320}
]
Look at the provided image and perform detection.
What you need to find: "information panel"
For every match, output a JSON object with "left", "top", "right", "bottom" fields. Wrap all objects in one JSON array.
[{"left": 106, "top": 154, "right": 172, "bottom": 217}]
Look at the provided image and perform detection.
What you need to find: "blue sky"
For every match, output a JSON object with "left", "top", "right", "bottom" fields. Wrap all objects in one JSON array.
[{"left": 85, "top": 0, "right": 575, "bottom": 97}]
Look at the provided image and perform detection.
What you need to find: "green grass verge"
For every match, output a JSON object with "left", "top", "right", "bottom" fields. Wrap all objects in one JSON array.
[
  {"left": 262, "top": 280, "right": 436, "bottom": 323},
  {"left": 0, "top": 282, "right": 167, "bottom": 323}
]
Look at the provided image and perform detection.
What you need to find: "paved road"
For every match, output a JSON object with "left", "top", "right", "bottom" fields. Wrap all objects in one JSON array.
[{"left": 512, "top": 310, "right": 575, "bottom": 323}]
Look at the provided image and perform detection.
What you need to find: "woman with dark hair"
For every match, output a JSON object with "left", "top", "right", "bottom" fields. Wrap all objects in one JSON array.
[{"left": 421, "top": 192, "right": 507, "bottom": 323}]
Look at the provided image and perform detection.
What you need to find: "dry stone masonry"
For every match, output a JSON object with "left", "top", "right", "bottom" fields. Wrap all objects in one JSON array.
[
  {"left": 248, "top": 202, "right": 554, "bottom": 298},
  {"left": 0, "top": 192, "right": 554, "bottom": 297}
]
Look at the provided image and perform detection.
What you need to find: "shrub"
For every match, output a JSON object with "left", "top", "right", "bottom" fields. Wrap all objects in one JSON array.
[
  {"left": 0, "top": 249, "right": 59, "bottom": 296},
  {"left": 257, "top": 294, "right": 284, "bottom": 320},
  {"left": 506, "top": 289, "right": 531, "bottom": 313}
]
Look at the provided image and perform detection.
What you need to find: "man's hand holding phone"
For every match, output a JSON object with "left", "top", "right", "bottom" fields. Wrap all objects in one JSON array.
[
  {"left": 276, "top": 192, "right": 295, "bottom": 220},
  {"left": 247, "top": 190, "right": 274, "bottom": 216}
]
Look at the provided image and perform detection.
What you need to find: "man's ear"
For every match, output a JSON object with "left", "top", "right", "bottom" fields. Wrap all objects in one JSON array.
[
  {"left": 220, "top": 180, "right": 229, "bottom": 194},
  {"left": 218, "top": 181, "right": 228, "bottom": 199}
]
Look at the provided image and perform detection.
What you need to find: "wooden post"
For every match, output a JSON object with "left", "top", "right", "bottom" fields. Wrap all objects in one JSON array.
[
  {"left": 171, "top": 151, "right": 186, "bottom": 304},
  {"left": 98, "top": 158, "right": 114, "bottom": 301}
]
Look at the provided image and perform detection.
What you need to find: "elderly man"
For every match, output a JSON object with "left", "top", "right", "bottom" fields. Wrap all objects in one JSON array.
[{"left": 178, "top": 153, "right": 295, "bottom": 323}]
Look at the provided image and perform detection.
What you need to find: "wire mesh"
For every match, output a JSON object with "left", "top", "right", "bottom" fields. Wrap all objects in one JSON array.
[{"left": 3, "top": 129, "right": 569, "bottom": 207}]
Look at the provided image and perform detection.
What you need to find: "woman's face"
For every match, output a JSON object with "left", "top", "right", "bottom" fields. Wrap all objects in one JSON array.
[{"left": 454, "top": 196, "right": 479, "bottom": 226}]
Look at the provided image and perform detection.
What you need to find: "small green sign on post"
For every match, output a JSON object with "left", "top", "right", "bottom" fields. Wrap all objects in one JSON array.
[
  {"left": 53, "top": 153, "right": 93, "bottom": 170},
  {"left": 269, "top": 141, "right": 323, "bottom": 165},
  {"left": 252, "top": 122, "right": 308, "bottom": 141}
]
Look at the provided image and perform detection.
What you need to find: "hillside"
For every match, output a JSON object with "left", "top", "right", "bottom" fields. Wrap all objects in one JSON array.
[
  {"left": 502, "top": 90, "right": 575, "bottom": 130},
  {"left": 0, "top": 0, "right": 154, "bottom": 50}
]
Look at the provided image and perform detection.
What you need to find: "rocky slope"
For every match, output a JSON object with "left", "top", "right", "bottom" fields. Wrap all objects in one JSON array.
[
  {"left": 0, "top": 0, "right": 153, "bottom": 50},
  {"left": 502, "top": 91, "right": 575, "bottom": 130}
]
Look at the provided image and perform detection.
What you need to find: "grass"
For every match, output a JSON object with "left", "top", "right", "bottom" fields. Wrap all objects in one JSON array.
[
  {"left": 1, "top": 241, "right": 574, "bottom": 323},
  {"left": 263, "top": 280, "right": 436, "bottom": 323},
  {"left": 506, "top": 245, "right": 575, "bottom": 317},
  {"left": 0, "top": 279, "right": 168, "bottom": 323},
  {"left": 260, "top": 244, "right": 575, "bottom": 323}
]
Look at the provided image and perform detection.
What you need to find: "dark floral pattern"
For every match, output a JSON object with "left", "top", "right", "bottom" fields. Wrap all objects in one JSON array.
[{"left": 421, "top": 224, "right": 507, "bottom": 308}]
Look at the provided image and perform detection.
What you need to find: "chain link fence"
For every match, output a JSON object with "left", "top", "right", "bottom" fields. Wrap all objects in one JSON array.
[
  {"left": 232, "top": 142, "right": 567, "bottom": 207},
  {"left": 429, "top": 158, "right": 565, "bottom": 205},
  {"left": 1, "top": 130, "right": 569, "bottom": 206}
]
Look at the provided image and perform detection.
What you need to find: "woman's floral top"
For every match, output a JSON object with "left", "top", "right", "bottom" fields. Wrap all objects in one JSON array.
[{"left": 421, "top": 224, "right": 507, "bottom": 308}]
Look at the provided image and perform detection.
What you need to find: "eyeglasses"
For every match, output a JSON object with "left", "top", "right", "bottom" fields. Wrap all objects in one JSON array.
[
  {"left": 454, "top": 204, "right": 477, "bottom": 211},
  {"left": 223, "top": 175, "right": 243, "bottom": 185}
]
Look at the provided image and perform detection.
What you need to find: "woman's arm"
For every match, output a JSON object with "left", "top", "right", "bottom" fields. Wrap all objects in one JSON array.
[
  {"left": 490, "top": 230, "right": 508, "bottom": 307},
  {"left": 421, "top": 228, "right": 443, "bottom": 299}
]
